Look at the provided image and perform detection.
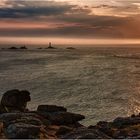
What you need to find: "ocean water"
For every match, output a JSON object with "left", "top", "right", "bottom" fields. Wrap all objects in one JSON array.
[{"left": 0, "top": 47, "right": 140, "bottom": 126}]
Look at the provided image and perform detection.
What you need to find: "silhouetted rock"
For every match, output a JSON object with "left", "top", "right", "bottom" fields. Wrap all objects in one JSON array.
[
  {"left": 61, "top": 128, "right": 111, "bottom": 139},
  {"left": 1, "top": 48, "right": 5, "bottom": 50},
  {"left": 55, "top": 126, "right": 73, "bottom": 136},
  {"left": 112, "top": 116, "right": 140, "bottom": 128},
  {"left": 46, "top": 46, "right": 56, "bottom": 49},
  {"left": 37, "top": 105, "right": 67, "bottom": 113},
  {"left": 0, "top": 113, "right": 22, "bottom": 126},
  {"left": 66, "top": 47, "right": 75, "bottom": 50},
  {"left": 5, "top": 123, "right": 44, "bottom": 139},
  {"left": 37, "top": 47, "right": 42, "bottom": 49},
  {"left": 0, "top": 89, "right": 31, "bottom": 113},
  {"left": 90, "top": 121, "right": 115, "bottom": 137},
  {"left": 38, "top": 111, "right": 85, "bottom": 125},
  {"left": 8, "top": 47, "right": 18, "bottom": 50}
]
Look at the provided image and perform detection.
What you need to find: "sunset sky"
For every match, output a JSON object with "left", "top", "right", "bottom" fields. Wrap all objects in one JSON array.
[{"left": 0, "top": 0, "right": 140, "bottom": 45}]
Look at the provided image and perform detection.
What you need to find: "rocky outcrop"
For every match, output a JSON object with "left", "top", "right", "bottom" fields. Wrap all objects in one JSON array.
[
  {"left": 0, "top": 89, "right": 140, "bottom": 139},
  {"left": 66, "top": 47, "right": 75, "bottom": 50},
  {"left": 8, "top": 46, "right": 28, "bottom": 50},
  {"left": 37, "top": 105, "right": 67, "bottom": 112},
  {"left": 8, "top": 47, "right": 18, "bottom": 50},
  {"left": 0, "top": 89, "right": 31, "bottom": 113}
]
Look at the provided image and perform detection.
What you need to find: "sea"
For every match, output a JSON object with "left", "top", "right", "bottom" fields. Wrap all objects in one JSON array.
[{"left": 0, "top": 45, "right": 140, "bottom": 126}]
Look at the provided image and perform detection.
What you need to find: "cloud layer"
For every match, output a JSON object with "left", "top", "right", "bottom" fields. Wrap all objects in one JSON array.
[{"left": 0, "top": 0, "right": 140, "bottom": 43}]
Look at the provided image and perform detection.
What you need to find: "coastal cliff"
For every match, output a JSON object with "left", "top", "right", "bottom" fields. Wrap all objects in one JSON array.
[{"left": 0, "top": 89, "right": 140, "bottom": 139}]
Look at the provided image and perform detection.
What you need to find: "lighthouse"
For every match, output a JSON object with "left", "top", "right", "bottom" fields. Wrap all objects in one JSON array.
[
  {"left": 47, "top": 42, "right": 55, "bottom": 49},
  {"left": 49, "top": 42, "right": 52, "bottom": 48}
]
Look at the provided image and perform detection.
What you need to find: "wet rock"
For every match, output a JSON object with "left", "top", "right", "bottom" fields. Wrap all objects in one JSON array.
[
  {"left": 38, "top": 111, "right": 85, "bottom": 125},
  {"left": 56, "top": 126, "right": 73, "bottom": 136},
  {"left": 12, "top": 116, "right": 43, "bottom": 126},
  {"left": 113, "top": 124, "right": 140, "bottom": 138},
  {"left": 67, "top": 122, "right": 84, "bottom": 128},
  {"left": 0, "top": 113, "right": 22, "bottom": 126},
  {"left": 0, "top": 112, "right": 50, "bottom": 127},
  {"left": 0, "top": 89, "right": 31, "bottom": 113},
  {"left": 45, "top": 125, "right": 60, "bottom": 137},
  {"left": 0, "top": 112, "right": 51, "bottom": 138},
  {"left": 95, "top": 121, "right": 115, "bottom": 137},
  {"left": 5, "top": 123, "right": 47, "bottom": 139},
  {"left": 61, "top": 128, "right": 111, "bottom": 139},
  {"left": 37, "top": 105, "right": 67, "bottom": 113},
  {"left": 112, "top": 117, "right": 140, "bottom": 128}
]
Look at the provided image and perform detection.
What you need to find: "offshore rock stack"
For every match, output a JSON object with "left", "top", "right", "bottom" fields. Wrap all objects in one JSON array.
[{"left": 0, "top": 90, "right": 140, "bottom": 139}]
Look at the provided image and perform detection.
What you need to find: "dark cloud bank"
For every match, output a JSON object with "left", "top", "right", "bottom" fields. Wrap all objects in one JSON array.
[{"left": 0, "top": 0, "right": 140, "bottom": 39}]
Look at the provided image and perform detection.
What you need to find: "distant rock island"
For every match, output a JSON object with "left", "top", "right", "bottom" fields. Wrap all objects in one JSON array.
[
  {"left": 37, "top": 47, "right": 43, "bottom": 49},
  {"left": 8, "top": 46, "right": 18, "bottom": 50},
  {"left": 8, "top": 46, "right": 28, "bottom": 50},
  {"left": 0, "top": 89, "right": 140, "bottom": 139},
  {"left": 66, "top": 47, "right": 75, "bottom": 50}
]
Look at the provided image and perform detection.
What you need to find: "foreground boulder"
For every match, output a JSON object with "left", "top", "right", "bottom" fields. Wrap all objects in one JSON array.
[
  {"left": 61, "top": 128, "right": 111, "bottom": 139},
  {"left": 0, "top": 89, "right": 31, "bottom": 113},
  {"left": 38, "top": 111, "right": 85, "bottom": 125},
  {"left": 37, "top": 105, "right": 85, "bottom": 125}
]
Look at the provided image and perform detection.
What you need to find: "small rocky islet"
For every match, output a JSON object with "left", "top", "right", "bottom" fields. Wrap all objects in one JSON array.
[{"left": 0, "top": 90, "right": 140, "bottom": 139}]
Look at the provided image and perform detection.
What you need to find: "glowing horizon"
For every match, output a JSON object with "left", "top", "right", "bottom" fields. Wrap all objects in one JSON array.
[{"left": 0, "top": 37, "right": 140, "bottom": 45}]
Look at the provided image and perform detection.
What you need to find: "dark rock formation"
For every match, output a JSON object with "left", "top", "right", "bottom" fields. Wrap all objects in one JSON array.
[
  {"left": 37, "top": 105, "right": 67, "bottom": 113},
  {"left": 1, "top": 48, "right": 5, "bottom": 50},
  {"left": 0, "top": 89, "right": 140, "bottom": 139},
  {"left": 37, "top": 47, "right": 43, "bottom": 49},
  {"left": 0, "top": 89, "right": 31, "bottom": 113},
  {"left": 61, "top": 128, "right": 111, "bottom": 139},
  {"left": 66, "top": 47, "right": 75, "bottom": 50},
  {"left": 8, "top": 47, "right": 18, "bottom": 50},
  {"left": 37, "top": 111, "right": 85, "bottom": 125},
  {"left": 45, "top": 46, "right": 56, "bottom": 49},
  {"left": 8, "top": 46, "right": 27, "bottom": 50}
]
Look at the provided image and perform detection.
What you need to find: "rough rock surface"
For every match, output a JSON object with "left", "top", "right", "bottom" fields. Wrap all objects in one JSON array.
[
  {"left": 0, "top": 89, "right": 31, "bottom": 113},
  {"left": 0, "top": 89, "right": 140, "bottom": 139},
  {"left": 37, "top": 105, "right": 67, "bottom": 112},
  {"left": 37, "top": 111, "right": 85, "bottom": 125}
]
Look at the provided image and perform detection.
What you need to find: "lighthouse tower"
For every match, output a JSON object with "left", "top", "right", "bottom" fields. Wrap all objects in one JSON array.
[
  {"left": 47, "top": 42, "right": 55, "bottom": 49},
  {"left": 49, "top": 42, "right": 52, "bottom": 48}
]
